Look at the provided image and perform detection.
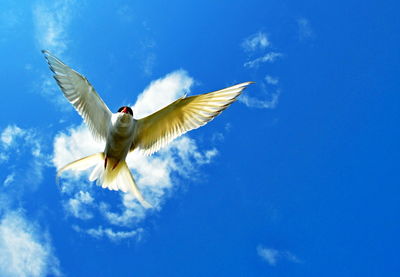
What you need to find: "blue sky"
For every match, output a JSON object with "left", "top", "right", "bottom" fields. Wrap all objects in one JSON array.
[{"left": 0, "top": 0, "right": 399, "bottom": 276}]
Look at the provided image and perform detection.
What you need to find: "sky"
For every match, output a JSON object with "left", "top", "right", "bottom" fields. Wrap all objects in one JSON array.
[{"left": 0, "top": 0, "right": 399, "bottom": 276}]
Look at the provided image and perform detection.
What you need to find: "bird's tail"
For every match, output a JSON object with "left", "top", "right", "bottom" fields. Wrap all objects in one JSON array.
[{"left": 57, "top": 152, "right": 151, "bottom": 208}]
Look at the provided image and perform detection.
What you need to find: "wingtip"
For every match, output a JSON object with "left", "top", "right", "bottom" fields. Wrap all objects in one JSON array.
[{"left": 243, "top": 81, "right": 255, "bottom": 86}]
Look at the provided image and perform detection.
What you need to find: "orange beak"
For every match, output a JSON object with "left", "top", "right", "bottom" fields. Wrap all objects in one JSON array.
[{"left": 121, "top": 107, "right": 128, "bottom": 114}]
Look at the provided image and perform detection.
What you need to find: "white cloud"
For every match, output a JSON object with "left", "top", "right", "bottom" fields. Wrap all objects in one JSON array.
[
  {"left": 239, "top": 90, "right": 280, "bottom": 109},
  {"left": 0, "top": 125, "right": 47, "bottom": 188},
  {"left": 239, "top": 32, "right": 283, "bottom": 109},
  {"left": 0, "top": 125, "right": 25, "bottom": 148},
  {"left": 33, "top": 0, "right": 76, "bottom": 55},
  {"left": 143, "top": 53, "right": 156, "bottom": 76},
  {"left": 297, "top": 18, "right": 314, "bottom": 41},
  {"left": 73, "top": 225, "right": 143, "bottom": 241},
  {"left": 265, "top": 75, "right": 279, "bottom": 85},
  {"left": 65, "top": 191, "right": 94, "bottom": 219},
  {"left": 0, "top": 211, "right": 60, "bottom": 277},
  {"left": 33, "top": 0, "right": 78, "bottom": 108},
  {"left": 242, "top": 32, "right": 270, "bottom": 52},
  {"left": 257, "top": 245, "right": 300, "bottom": 266},
  {"left": 132, "top": 69, "right": 194, "bottom": 118},
  {"left": 244, "top": 52, "right": 282, "bottom": 68},
  {"left": 53, "top": 70, "right": 219, "bottom": 239},
  {"left": 3, "top": 173, "right": 15, "bottom": 187}
]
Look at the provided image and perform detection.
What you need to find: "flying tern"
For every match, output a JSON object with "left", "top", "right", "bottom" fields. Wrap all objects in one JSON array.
[{"left": 43, "top": 50, "right": 253, "bottom": 208}]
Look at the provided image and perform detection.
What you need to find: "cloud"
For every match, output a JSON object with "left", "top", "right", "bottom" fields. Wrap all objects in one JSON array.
[
  {"left": 3, "top": 173, "right": 15, "bottom": 187},
  {"left": 242, "top": 32, "right": 270, "bottom": 52},
  {"left": 244, "top": 52, "right": 283, "bottom": 68},
  {"left": 73, "top": 225, "right": 143, "bottom": 241},
  {"left": 0, "top": 125, "right": 48, "bottom": 189},
  {"left": 143, "top": 53, "right": 156, "bottom": 76},
  {"left": 240, "top": 32, "right": 283, "bottom": 109},
  {"left": 0, "top": 125, "right": 25, "bottom": 148},
  {"left": 33, "top": 0, "right": 79, "bottom": 108},
  {"left": 53, "top": 70, "right": 219, "bottom": 239},
  {"left": 0, "top": 127, "right": 60, "bottom": 276},
  {"left": 132, "top": 69, "right": 194, "bottom": 118},
  {"left": 65, "top": 191, "right": 94, "bottom": 219},
  {"left": 33, "top": 0, "right": 76, "bottom": 55},
  {"left": 0, "top": 211, "right": 61, "bottom": 277},
  {"left": 265, "top": 75, "right": 279, "bottom": 85},
  {"left": 297, "top": 18, "right": 314, "bottom": 41},
  {"left": 239, "top": 90, "right": 280, "bottom": 109},
  {"left": 257, "top": 245, "right": 300, "bottom": 266}
]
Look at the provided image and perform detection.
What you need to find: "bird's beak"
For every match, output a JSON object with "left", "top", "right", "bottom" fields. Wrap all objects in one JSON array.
[{"left": 121, "top": 107, "right": 128, "bottom": 114}]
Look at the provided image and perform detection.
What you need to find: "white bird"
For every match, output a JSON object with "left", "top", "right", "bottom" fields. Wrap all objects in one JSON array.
[{"left": 43, "top": 50, "right": 253, "bottom": 208}]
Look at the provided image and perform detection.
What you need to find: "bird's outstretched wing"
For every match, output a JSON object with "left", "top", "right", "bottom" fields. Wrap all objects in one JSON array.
[
  {"left": 132, "top": 82, "right": 253, "bottom": 155},
  {"left": 42, "top": 50, "right": 112, "bottom": 141}
]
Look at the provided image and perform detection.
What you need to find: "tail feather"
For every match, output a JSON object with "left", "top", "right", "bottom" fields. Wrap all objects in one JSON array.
[
  {"left": 57, "top": 152, "right": 152, "bottom": 209},
  {"left": 57, "top": 152, "right": 104, "bottom": 179},
  {"left": 98, "top": 158, "right": 152, "bottom": 208}
]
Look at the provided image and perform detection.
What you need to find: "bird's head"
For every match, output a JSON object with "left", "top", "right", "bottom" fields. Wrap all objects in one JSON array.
[
  {"left": 116, "top": 106, "right": 134, "bottom": 123},
  {"left": 117, "top": 106, "right": 133, "bottom": 116}
]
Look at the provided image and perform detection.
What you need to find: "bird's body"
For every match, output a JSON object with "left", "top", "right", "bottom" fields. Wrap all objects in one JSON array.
[
  {"left": 43, "top": 50, "right": 253, "bottom": 208},
  {"left": 106, "top": 112, "right": 135, "bottom": 161}
]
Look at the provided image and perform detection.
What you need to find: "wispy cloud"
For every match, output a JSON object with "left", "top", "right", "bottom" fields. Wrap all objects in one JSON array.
[
  {"left": 240, "top": 31, "right": 283, "bottom": 109},
  {"left": 257, "top": 245, "right": 300, "bottom": 266},
  {"left": 0, "top": 125, "right": 25, "bottom": 148},
  {"left": 33, "top": 0, "right": 78, "bottom": 109},
  {"left": 239, "top": 90, "right": 280, "bottom": 109},
  {"left": 33, "top": 0, "right": 76, "bottom": 55},
  {"left": 0, "top": 211, "right": 61, "bottom": 277},
  {"left": 143, "top": 53, "right": 157, "bottom": 76},
  {"left": 3, "top": 173, "right": 15, "bottom": 187},
  {"left": 65, "top": 191, "right": 94, "bottom": 219},
  {"left": 53, "top": 70, "right": 218, "bottom": 239},
  {"left": 265, "top": 75, "right": 279, "bottom": 85},
  {"left": 244, "top": 52, "right": 283, "bottom": 68},
  {"left": 242, "top": 32, "right": 270, "bottom": 52},
  {"left": 0, "top": 125, "right": 60, "bottom": 276},
  {"left": 297, "top": 18, "right": 314, "bottom": 41},
  {"left": 0, "top": 125, "right": 48, "bottom": 189},
  {"left": 73, "top": 225, "right": 143, "bottom": 241}
]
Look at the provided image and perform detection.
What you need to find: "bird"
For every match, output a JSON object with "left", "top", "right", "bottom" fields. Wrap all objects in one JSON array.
[{"left": 42, "top": 50, "right": 253, "bottom": 208}]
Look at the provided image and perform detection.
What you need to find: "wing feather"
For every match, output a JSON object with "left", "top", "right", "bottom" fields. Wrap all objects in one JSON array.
[
  {"left": 42, "top": 50, "right": 112, "bottom": 141},
  {"left": 132, "top": 82, "right": 253, "bottom": 155}
]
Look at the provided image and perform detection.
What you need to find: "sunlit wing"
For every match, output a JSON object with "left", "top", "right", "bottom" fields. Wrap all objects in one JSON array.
[
  {"left": 132, "top": 82, "right": 254, "bottom": 155},
  {"left": 43, "top": 50, "right": 112, "bottom": 141}
]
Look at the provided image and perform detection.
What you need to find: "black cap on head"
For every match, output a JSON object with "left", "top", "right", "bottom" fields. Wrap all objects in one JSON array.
[{"left": 117, "top": 106, "right": 133, "bottom": 116}]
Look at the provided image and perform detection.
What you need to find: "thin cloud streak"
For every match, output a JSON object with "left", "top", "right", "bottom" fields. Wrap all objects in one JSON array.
[
  {"left": 239, "top": 91, "right": 280, "bottom": 109},
  {"left": 244, "top": 52, "right": 283, "bottom": 68},
  {"left": 257, "top": 245, "right": 300, "bottom": 266}
]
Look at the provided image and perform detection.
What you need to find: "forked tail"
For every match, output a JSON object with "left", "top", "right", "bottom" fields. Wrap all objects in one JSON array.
[{"left": 57, "top": 152, "right": 151, "bottom": 208}]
